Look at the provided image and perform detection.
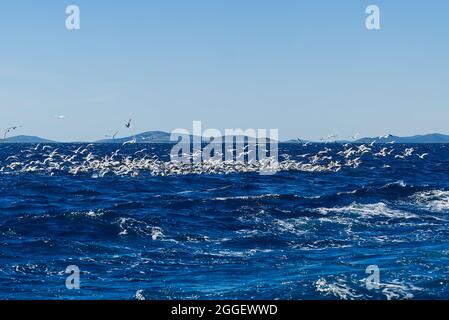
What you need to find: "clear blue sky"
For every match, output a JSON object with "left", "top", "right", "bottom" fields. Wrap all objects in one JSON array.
[{"left": 0, "top": 1, "right": 448, "bottom": 142}]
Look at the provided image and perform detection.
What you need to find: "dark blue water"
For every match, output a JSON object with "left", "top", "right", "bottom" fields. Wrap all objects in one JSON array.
[{"left": 1, "top": 143, "right": 449, "bottom": 300}]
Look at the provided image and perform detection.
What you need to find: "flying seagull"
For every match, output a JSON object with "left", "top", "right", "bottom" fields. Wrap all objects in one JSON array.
[
  {"left": 3, "top": 126, "right": 22, "bottom": 139},
  {"left": 123, "top": 137, "right": 137, "bottom": 146},
  {"left": 105, "top": 131, "right": 119, "bottom": 139},
  {"left": 417, "top": 153, "right": 429, "bottom": 159},
  {"left": 125, "top": 119, "right": 132, "bottom": 128}
]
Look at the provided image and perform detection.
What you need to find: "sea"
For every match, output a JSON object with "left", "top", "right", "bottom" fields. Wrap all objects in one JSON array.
[{"left": 1, "top": 142, "right": 449, "bottom": 300}]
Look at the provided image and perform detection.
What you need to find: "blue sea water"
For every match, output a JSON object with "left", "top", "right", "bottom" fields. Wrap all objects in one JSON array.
[{"left": 1, "top": 143, "right": 449, "bottom": 300}]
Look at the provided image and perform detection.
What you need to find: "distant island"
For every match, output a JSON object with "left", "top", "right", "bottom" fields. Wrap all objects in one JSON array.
[
  {"left": 353, "top": 133, "right": 449, "bottom": 144},
  {"left": 0, "top": 135, "right": 55, "bottom": 144},
  {"left": 97, "top": 131, "right": 173, "bottom": 144},
  {"left": 2, "top": 132, "right": 449, "bottom": 144},
  {"left": 285, "top": 133, "right": 449, "bottom": 144}
]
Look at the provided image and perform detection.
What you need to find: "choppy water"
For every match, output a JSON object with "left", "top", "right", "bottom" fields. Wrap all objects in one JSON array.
[{"left": 1, "top": 142, "right": 449, "bottom": 300}]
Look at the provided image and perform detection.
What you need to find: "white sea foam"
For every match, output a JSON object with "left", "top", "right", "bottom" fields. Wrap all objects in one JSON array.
[
  {"left": 409, "top": 190, "right": 449, "bottom": 212},
  {"left": 69, "top": 210, "right": 105, "bottom": 218},
  {"left": 380, "top": 180, "right": 407, "bottom": 189},
  {"left": 272, "top": 218, "right": 309, "bottom": 236},
  {"left": 213, "top": 194, "right": 280, "bottom": 201},
  {"left": 316, "top": 202, "right": 417, "bottom": 219},
  {"left": 317, "top": 277, "right": 421, "bottom": 300},
  {"left": 379, "top": 281, "right": 422, "bottom": 300},
  {"left": 117, "top": 217, "right": 164, "bottom": 240},
  {"left": 315, "top": 278, "right": 362, "bottom": 300}
]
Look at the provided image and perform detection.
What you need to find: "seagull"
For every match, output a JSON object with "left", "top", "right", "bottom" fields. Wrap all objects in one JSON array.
[
  {"left": 105, "top": 131, "right": 119, "bottom": 139},
  {"left": 125, "top": 119, "right": 132, "bottom": 128},
  {"left": 6, "top": 155, "right": 19, "bottom": 161},
  {"left": 404, "top": 148, "right": 415, "bottom": 157},
  {"left": 73, "top": 146, "right": 83, "bottom": 154},
  {"left": 3, "top": 126, "right": 22, "bottom": 139},
  {"left": 357, "top": 144, "right": 371, "bottom": 154},
  {"left": 318, "top": 147, "right": 331, "bottom": 155},
  {"left": 134, "top": 148, "right": 147, "bottom": 155},
  {"left": 298, "top": 153, "right": 310, "bottom": 158},
  {"left": 374, "top": 147, "right": 388, "bottom": 157},
  {"left": 417, "top": 153, "right": 429, "bottom": 159},
  {"left": 123, "top": 137, "right": 137, "bottom": 146}
]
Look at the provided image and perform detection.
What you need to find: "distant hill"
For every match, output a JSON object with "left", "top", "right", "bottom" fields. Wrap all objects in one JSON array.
[
  {"left": 2, "top": 132, "right": 449, "bottom": 144},
  {"left": 96, "top": 131, "right": 278, "bottom": 144},
  {"left": 284, "top": 138, "right": 311, "bottom": 144},
  {"left": 96, "top": 131, "right": 174, "bottom": 143},
  {"left": 355, "top": 133, "right": 449, "bottom": 144},
  {"left": 0, "top": 135, "right": 55, "bottom": 143},
  {"left": 283, "top": 133, "right": 449, "bottom": 144}
]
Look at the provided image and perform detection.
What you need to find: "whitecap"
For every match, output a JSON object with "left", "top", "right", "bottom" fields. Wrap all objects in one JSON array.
[
  {"left": 212, "top": 194, "right": 280, "bottom": 201},
  {"left": 315, "top": 277, "right": 362, "bottom": 300},
  {"left": 409, "top": 190, "right": 449, "bottom": 212},
  {"left": 316, "top": 202, "right": 417, "bottom": 219}
]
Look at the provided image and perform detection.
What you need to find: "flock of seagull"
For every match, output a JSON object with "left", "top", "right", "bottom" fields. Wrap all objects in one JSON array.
[
  {"left": 0, "top": 137, "right": 430, "bottom": 177},
  {"left": 0, "top": 121, "right": 430, "bottom": 177}
]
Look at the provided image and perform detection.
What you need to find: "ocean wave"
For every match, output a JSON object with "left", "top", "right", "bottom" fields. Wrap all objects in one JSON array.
[
  {"left": 68, "top": 210, "right": 106, "bottom": 218},
  {"left": 272, "top": 218, "right": 310, "bottom": 236},
  {"left": 212, "top": 194, "right": 281, "bottom": 201},
  {"left": 316, "top": 276, "right": 421, "bottom": 300},
  {"left": 378, "top": 281, "right": 422, "bottom": 300},
  {"left": 380, "top": 180, "right": 407, "bottom": 189},
  {"left": 1, "top": 143, "right": 447, "bottom": 299},
  {"left": 316, "top": 202, "right": 417, "bottom": 219},
  {"left": 117, "top": 217, "right": 164, "bottom": 240},
  {"left": 315, "top": 277, "right": 362, "bottom": 300},
  {"left": 409, "top": 190, "right": 449, "bottom": 212}
]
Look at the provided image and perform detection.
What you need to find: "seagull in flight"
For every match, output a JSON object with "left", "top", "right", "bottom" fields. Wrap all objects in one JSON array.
[
  {"left": 105, "top": 131, "right": 119, "bottom": 139},
  {"left": 125, "top": 119, "right": 132, "bottom": 128},
  {"left": 417, "top": 153, "right": 429, "bottom": 159},
  {"left": 3, "top": 126, "right": 22, "bottom": 139},
  {"left": 123, "top": 137, "right": 137, "bottom": 146}
]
